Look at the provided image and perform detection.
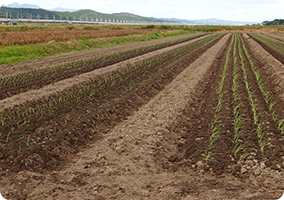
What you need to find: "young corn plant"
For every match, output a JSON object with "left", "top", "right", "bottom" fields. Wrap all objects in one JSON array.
[
  {"left": 256, "top": 122, "right": 270, "bottom": 154},
  {"left": 278, "top": 119, "right": 284, "bottom": 134},
  {"left": 202, "top": 149, "right": 220, "bottom": 162}
]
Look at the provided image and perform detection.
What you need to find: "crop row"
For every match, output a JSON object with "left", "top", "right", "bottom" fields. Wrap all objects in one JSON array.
[
  {"left": 231, "top": 35, "right": 247, "bottom": 160},
  {"left": 203, "top": 33, "right": 283, "bottom": 163},
  {"left": 0, "top": 33, "right": 223, "bottom": 150},
  {"left": 0, "top": 29, "right": 153, "bottom": 46},
  {"left": 238, "top": 34, "right": 270, "bottom": 155},
  {"left": 239, "top": 35, "right": 284, "bottom": 133},
  {"left": 265, "top": 33, "right": 284, "bottom": 41},
  {"left": 203, "top": 34, "right": 234, "bottom": 162},
  {"left": 249, "top": 33, "right": 284, "bottom": 55},
  {"left": 0, "top": 33, "right": 209, "bottom": 99}
]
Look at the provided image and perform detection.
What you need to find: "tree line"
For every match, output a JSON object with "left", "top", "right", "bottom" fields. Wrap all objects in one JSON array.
[{"left": 262, "top": 19, "right": 284, "bottom": 25}]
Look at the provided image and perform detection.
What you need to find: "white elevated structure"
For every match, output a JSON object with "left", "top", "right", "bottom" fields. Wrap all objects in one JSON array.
[{"left": 0, "top": 18, "right": 179, "bottom": 26}]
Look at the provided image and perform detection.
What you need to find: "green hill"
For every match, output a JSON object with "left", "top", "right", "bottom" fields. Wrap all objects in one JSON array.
[
  {"left": 0, "top": 6, "right": 57, "bottom": 19},
  {"left": 0, "top": 6, "right": 173, "bottom": 23}
]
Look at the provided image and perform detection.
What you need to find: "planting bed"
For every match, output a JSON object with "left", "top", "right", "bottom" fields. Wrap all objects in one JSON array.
[{"left": 1, "top": 32, "right": 284, "bottom": 199}]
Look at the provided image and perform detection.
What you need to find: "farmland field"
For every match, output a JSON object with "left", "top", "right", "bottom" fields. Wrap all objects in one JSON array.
[{"left": 1, "top": 28, "right": 284, "bottom": 199}]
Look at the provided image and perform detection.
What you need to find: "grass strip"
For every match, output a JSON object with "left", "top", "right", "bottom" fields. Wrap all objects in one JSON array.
[{"left": 0, "top": 30, "right": 197, "bottom": 65}]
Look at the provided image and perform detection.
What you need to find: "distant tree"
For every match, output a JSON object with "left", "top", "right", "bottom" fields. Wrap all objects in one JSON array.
[
  {"left": 262, "top": 19, "right": 284, "bottom": 25},
  {"left": 262, "top": 20, "right": 270, "bottom": 25},
  {"left": 0, "top": 6, "right": 59, "bottom": 19}
]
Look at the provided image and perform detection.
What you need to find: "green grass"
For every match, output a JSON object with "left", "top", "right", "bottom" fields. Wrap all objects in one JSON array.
[{"left": 0, "top": 29, "right": 196, "bottom": 65}]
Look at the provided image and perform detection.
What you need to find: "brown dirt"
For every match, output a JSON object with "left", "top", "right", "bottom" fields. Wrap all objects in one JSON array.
[{"left": 1, "top": 33, "right": 284, "bottom": 200}]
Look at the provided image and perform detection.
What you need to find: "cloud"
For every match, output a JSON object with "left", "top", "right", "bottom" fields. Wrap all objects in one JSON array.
[
  {"left": 259, "top": 0, "right": 284, "bottom": 9},
  {"left": 3, "top": 0, "right": 284, "bottom": 22}
]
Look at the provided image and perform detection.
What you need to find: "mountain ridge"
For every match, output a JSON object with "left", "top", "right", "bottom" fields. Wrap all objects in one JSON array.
[{"left": 1, "top": 2, "right": 41, "bottom": 9}]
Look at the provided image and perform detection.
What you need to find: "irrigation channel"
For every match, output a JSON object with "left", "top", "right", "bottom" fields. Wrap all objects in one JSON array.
[{"left": 1, "top": 33, "right": 284, "bottom": 199}]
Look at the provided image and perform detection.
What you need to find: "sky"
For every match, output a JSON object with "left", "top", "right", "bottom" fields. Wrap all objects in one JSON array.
[{"left": 1, "top": 0, "right": 284, "bottom": 22}]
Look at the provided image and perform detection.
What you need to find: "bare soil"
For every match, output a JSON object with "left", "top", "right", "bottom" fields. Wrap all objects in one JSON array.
[{"left": 1, "top": 33, "right": 284, "bottom": 200}]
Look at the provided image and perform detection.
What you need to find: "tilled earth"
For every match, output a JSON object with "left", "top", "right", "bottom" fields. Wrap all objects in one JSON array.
[{"left": 1, "top": 33, "right": 284, "bottom": 200}]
